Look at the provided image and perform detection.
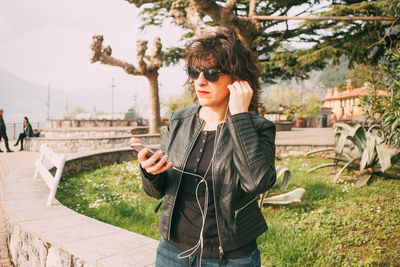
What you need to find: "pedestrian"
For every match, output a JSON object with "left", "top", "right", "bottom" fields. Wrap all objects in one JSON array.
[
  {"left": 136, "top": 27, "right": 276, "bottom": 267},
  {"left": 14, "top": 116, "right": 34, "bottom": 151},
  {"left": 0, "top": 109, "right": 13, "bottom": 153}
]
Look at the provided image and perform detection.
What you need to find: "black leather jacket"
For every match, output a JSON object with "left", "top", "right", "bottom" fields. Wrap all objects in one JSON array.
[
  {"left": 141, "top": 106, "right": 276, "bottom": 258},
  {"left": 24, "top": 122, "right": 34, "bottom": 137}
]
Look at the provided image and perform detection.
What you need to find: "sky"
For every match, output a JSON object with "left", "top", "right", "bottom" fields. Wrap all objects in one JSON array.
[{"left": 0, "top": 0, "right": 188, "bottom": 120}]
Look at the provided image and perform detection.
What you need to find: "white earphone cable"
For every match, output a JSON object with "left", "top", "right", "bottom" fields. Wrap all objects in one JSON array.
[{"left": 172, "top": 105, "right": 229, "bottom": 266}]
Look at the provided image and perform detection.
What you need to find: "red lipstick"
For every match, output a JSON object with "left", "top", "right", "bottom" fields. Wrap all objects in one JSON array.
[{"left": 197, "top": 90, "right": 210, "bottom": 95}]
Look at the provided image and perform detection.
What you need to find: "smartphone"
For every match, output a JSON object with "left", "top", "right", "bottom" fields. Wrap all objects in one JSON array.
[{"left": 129, "top": 142, "right": 155, "bottom": 158}]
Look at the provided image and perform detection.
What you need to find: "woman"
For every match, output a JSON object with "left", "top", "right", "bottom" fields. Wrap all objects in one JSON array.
[
  {"left": 137, "top": 27, "right": 276, "bottom": 267},
  {"left": 14, "top": 116, "right": 33, "bottom": 151}
]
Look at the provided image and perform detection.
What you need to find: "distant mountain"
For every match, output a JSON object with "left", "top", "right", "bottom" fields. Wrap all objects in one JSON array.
[
  {"left": 0, "top": 68, "right": 50, "bottom": 123},
  {"left": 0, "top": 68, "right": 125, "bottom": 124}
]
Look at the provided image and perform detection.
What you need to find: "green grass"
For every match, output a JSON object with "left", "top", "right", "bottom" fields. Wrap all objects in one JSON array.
[
  {"left": 56, "top": 161, "right": 161, "bottom": 239},
  {"left": 56, "top": 157, "right": 400, "bottom": 266}
]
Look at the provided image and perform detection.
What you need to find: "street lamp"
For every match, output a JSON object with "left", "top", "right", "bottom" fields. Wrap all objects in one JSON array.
[{"left": 110, "top": 78, "right": 116, "bottom": 120}]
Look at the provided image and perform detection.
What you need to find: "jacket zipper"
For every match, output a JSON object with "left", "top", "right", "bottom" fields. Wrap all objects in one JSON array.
[
  {"left": 233, "top": 197, "right": 257, "bottom": 234},
  {"left": 167, "top": 120, "right": 204, "bottom": 241},
  {"left": 213, "top": 124, "right": 224, "bottom": 266},
  {"left": 234, "top": 197, "right": 258, "bottom": 218}
]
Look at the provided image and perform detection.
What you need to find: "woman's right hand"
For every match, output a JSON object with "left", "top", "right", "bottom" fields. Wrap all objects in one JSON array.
[{"left": 138, "top": 148, "right": 172, "bottom": 175}]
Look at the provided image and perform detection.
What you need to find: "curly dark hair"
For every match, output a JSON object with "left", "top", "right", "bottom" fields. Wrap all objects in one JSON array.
[{"left": 185, "top": 27, "right": 261, "bottom": 113}]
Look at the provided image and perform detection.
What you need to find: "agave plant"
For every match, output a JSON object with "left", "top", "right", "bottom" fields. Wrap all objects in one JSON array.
[
  {"left": 307, "top": 122, "right": 400, "bottom": 187},
  {"left": 259, "top": 166, "right": 306, "bottom": 207}
]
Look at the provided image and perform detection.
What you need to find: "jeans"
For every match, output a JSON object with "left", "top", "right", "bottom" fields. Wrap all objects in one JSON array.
[{"left": 155, "top": 238, "right": 261, "bottom": 267}]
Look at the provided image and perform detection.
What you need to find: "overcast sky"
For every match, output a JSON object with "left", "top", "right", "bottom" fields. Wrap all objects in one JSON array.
[{"left": 0, "top": 0, "right": 187, "bottom": 118}]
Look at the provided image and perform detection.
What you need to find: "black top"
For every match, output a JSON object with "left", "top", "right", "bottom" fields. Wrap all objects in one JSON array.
[{"left": 168, "top": 130, "right": 256, "bottom": 259}]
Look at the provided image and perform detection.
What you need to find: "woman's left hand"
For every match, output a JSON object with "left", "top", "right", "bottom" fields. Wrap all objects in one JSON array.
[{"left": 227, "top": 80, "right": 253, "bottom": 115}]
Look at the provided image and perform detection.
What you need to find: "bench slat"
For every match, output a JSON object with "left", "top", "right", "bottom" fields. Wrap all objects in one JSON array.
[
  {"left": 35, "top": 160, "right": 57, "bottom": 190},
  {"left": 34, "top": 144, "right": 66, "bottom": 206},
  {"left": 40, "top": 145, "right": 64, "bottom": 167}
]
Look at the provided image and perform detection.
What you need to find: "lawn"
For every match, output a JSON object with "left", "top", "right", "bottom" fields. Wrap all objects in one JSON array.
[{"left": 56, "top": 156, "right": 400, "bottom": 266}]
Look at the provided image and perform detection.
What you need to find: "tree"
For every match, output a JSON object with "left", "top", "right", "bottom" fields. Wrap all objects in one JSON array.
[
  {"left": 286, "top": 0, "right": 400, "bottom": 77},
  {"left": 265, "top": 85, "right": 320, "bottom": 120},
  {"left": 125, "top": 107, "right": 138, "bottom": 119},
  {"left": 128, "top": 0, "right": 399, "bottom": 83},
  {"left": 129, "top": 0, "right": 326, "bottom": 82},
  {"left": 90, "top": 36, "right": 163, "bottom": 133},
  {"left": 320, "top": 58, "right": 352, "bottom": 90},
  {"left": 163, "top": 90, "right": 195, "bottom": 115},
  {"left": 302, "top": 94, "right": 321, "bottom": 119},
  {"left": 335, "top": 63, "right": 386, "bottom": 91}
]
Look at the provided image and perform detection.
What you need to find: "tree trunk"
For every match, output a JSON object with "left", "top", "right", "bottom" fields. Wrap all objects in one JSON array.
[
  {"left": 146, "top": 71, "right": 161, "bottom": 133},
  {"left": 90, "top": 36, "right": 163, "bottom": 133}
]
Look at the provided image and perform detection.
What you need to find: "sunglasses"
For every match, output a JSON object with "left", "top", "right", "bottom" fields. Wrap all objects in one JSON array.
[{"left": 186, "top": 66, "right": 226, "bottom": 83}]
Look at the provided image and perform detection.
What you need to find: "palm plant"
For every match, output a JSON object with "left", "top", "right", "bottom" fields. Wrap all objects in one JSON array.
[{"left": 307, "top": 122, "right": 400, "bottom": 187}]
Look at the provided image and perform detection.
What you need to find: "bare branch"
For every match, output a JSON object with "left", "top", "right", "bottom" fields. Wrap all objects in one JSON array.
[
  {"left": 170, "top": 0, "right": 216, "bottom": 37},
  {"left": 226, "top": 0, "right": 238, "bottom": 11},
  {"left": 136, "top": 40, "right": 149, "bottom": 72},
  {"left": 249, "top": 0, "right": 256, "bottom": 18},
  {"left": 253, "top": 15, "right": 399, "bottom": 21},
  {"left": 124, "top": 0, "right": 156, "bottom": 8},
  {"left": 169, "top": 0, "right": 187, "bottom": 27},
  {"left": 90, "top": 35, "right": 141, "bottom": 75},
  {"left": 149, "top": 37, "right": 163, "bottom": 70},
  {"left": 191, "top": 0, "right": 258, "bottom": 45}
]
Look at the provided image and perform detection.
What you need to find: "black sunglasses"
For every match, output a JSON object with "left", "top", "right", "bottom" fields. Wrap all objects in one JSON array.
[{"left": 186, "top": 66, "right": 226, "bottom": 83}]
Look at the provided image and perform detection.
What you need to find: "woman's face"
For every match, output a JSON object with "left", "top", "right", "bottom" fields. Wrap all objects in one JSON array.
[{"left": 192, "top": 64, "right": 233, "bottom": 109}]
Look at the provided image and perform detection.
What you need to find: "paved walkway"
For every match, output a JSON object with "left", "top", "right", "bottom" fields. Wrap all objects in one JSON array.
[{"left": 0, "top": 151, "right": 40, "bottom": 267}]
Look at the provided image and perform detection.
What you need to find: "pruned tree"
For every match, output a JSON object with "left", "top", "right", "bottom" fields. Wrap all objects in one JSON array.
[{"left": 90, "top": 35, "right": 163, "bottom": 133}]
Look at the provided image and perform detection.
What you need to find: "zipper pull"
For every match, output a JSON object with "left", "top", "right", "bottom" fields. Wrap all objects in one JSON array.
[
  {"left": 219, "top": 246, "right": 224, "bottom": 266},
  {"left": 154, "top": 200, "right": 163, "bottom": 213}
]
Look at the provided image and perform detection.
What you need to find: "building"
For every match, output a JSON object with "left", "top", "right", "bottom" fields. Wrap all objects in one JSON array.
[{"left": 322, "top": 82, "right": 388, "bottom": 123}]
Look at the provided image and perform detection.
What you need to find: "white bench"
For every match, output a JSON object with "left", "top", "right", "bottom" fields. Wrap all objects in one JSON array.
[{"left": 33, "top": 144, "right": 66, "bottom": 206}]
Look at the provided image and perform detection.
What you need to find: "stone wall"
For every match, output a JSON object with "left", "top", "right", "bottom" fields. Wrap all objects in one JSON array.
[
  {"left": 60, "top": 148, "right": 138, "bottom": 177},
  {"left": 39, "top": 127, "right": 149, "bottom": 139},
  {"left": 275, "top": 122, "right": 293, "bottom": 131},
  {"left": 45, "top": 119, "right": 147, "bottom": 128},
  {"left": 25, "top": 134, "right": 161, "bottom": 153},
  {"left": 8, "top": 223, "right": 94, "bottom": 267},
  {"left": 25, "top": 133, "right": 333, "bottom": 157}
]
